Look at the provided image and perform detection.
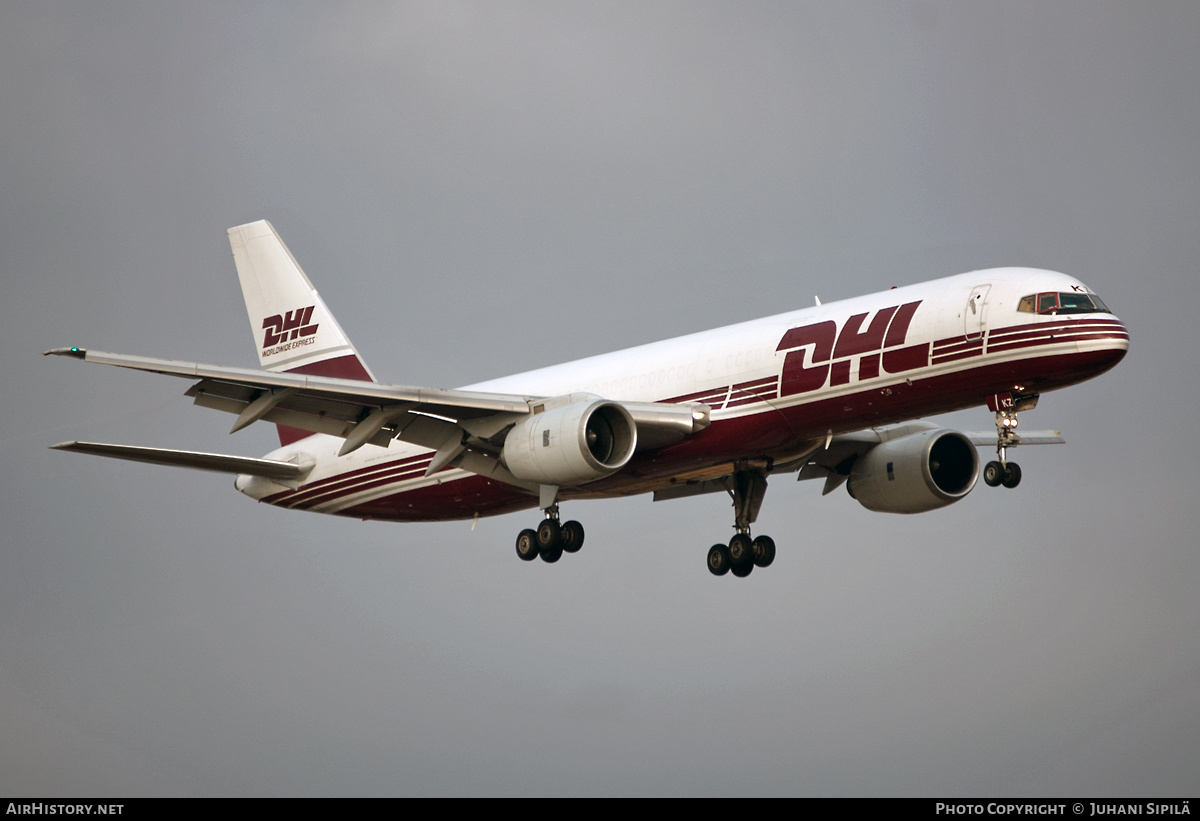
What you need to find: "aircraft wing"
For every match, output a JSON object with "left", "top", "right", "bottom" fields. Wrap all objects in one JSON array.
[{"left": 45, "top": 348, "right": 710, "bottom": 469}]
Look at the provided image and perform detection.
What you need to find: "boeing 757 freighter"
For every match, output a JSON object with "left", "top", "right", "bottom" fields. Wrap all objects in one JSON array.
[{"left": 48, "top": 221, "right": 1128, "bottom": 577}]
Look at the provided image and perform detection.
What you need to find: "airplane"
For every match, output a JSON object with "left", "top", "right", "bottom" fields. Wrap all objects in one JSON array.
[{"left": 47, "top": 220, "right": 1129, "bottom": 577}]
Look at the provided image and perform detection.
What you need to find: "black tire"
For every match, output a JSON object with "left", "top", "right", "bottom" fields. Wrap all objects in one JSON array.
[
  {"left": 560, "top": 520, "right": 585, "bottom": 554},
  {"left": 731, "top": 561, "right": 753, "bottom": 577},
  {"left": 515, "top": 529, "right": 539, "bottom": 561},
  {"left": 1002, "top": 462, "right": 1022, "bottom": 489},
  {"left": 984, "top": 460, "right": 1004, "bottom": 487},
  {"left": 752, "top": 535, "right": 776, "bottom": 568},
  {"left": 536, "top": 518, "right": 561, "bottom": 551},
  {"left": 540, "top": 542, "right": 563, "bottom": 563},
  {"left": 707, "top": 544, "right": 731, "bottom": 576},
  {"left": 728, "top": 533, "right": 754, "bottom": 568}
]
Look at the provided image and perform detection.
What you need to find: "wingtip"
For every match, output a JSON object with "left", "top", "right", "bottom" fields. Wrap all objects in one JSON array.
[
  {"left": 49, "top": 441, "right": 78, "bottom": 450},
  {"left": 44, "top": 347, "right": 86, "bottom": 358}
]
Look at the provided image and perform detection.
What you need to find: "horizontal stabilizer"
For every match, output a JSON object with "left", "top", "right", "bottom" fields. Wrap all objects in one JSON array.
[{"left": 50, "top": 441, "right": 310, "bottom": 481}]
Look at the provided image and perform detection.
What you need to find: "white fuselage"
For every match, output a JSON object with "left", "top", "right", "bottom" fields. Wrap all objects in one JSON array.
[{"left": 242, "top": 267, "right": 1128, "bottom": 521}]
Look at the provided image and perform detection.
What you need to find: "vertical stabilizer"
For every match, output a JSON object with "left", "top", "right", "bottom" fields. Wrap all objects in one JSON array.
[{"left": 228, "top": 220, "right": 375, "bottom": 445}]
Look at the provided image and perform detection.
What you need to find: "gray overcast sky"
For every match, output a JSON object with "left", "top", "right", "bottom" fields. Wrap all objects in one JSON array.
[{"left": 2, "top": 1, "right": 1197, "bottom": 796}]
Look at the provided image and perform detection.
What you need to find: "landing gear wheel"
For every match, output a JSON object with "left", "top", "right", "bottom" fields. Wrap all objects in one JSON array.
[
  {"left": 1002, "top": 462, "right": 1022, "bottom": 489},
  {"left": 731, "top": 561, "right": 753, "bottom": 578},
  {"left": 727, "top": 533, "right": 754, "bottom": 568},
  {"left": 536, "top": 518, "right": 563, "bottom": 563},
  {"left": 560, "top": 520, "right": 585, "bottom": 554},
  {"left": 515, "top": 529, "right": 539, "bottom": 561},
  {"left": 752, "top": 535, "right": 776, "bottom": 568},
  {"left": 707, "top": 544, "right": 731, "bottom": 576},
  {"left": 984, "top": 461, "right": 1004, "bottom": 487},
  {"left": 536, "top": 518, "right": 561, "bottom": 550}
]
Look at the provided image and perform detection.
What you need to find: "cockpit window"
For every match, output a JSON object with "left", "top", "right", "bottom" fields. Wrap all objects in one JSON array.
[{"left": 1017, "top": 291, "right": 1111, "bottom": 315}]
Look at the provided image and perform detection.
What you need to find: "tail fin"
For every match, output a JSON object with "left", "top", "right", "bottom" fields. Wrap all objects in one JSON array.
[{"left": 228, "top": 220, "right": 375, "bottom": 445}]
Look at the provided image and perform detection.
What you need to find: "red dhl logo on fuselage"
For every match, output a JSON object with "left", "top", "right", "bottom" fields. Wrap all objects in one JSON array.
[{"left": 776, "top": 300, "right": 926, "bottom": 396}]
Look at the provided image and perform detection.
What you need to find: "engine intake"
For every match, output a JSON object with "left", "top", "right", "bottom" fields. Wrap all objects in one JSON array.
[
  {"left": 847, "top": 428, "right": 978, "bottom": 514},
  {"left": 502, "top": 399, "right": 637, "bottom": 487}
]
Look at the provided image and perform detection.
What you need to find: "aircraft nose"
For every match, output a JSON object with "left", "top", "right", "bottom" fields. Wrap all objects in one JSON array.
[{"left": 1083, "top": 314, "right": 1129, "bottom": 374}]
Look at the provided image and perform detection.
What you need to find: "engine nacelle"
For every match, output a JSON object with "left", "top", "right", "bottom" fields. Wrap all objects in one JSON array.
[
  {"left": 502, "top": 399, "right": 637, "bottom": 487},
  {"left": 847, "top": 428, "right": 978, "bottom": 514}
]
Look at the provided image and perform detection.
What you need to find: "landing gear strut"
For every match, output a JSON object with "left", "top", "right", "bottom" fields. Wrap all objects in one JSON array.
[
  {"left": 513, "top": 501, "right": 585, "bottom": 564},
  {"left": 707, "top": 465, "right": 778, "bottom": 578}
]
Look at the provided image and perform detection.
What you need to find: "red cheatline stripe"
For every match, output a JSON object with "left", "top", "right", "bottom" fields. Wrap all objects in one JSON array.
[
  {"left": 986, "top": 324, "right": 1128, "bottom": 348},
  {"left": 663, "top": 386, "right": 730, "bottom": 404},
  {"left": 993, "top": 323, "right": 1120, "bottom": 339},
  {"left": 933, "top": 334, "right": 975, "bottom": 348},
  {"left": 987, "top": 332, "right": 1128, "bottom": 355},
  {"left": 286, "top": 457, "right": 434, "bottom": 505},
  {"left": 289, "top": 464, "right": 435, "bottom": 509},
  {"left": 663, "top": 394, "right": 727, "bottom": 406},
  {"left": 732, "top": 376, "right": 778, "bottom": 391},
  {"left": 308, "top": 450, "right": 432, "bottom": 488},
  {"left": 1070, "top": 330, "right": 1130, "bottom": 339},
  {"left": 933, "top": 349, "right": 984, "bottom": 364},
  {"left": 264, "top": 453, "right": 434, "bottom": 505},
  {"left": 266, "top": 451, "right": 431, "bottom": 496},
  {"left": 728, "top": 378, "right": 779, "bottom": 407},
  {"left": 933, "top": 339, "right": 983, "bottom": 356},
  {"left": 993, "top": 317, "right": 1125, "bottom": 331},
  {"left": 282, "top": 457, "right": 436, "bottom": 507},
  {"left": 988, "top": 326, "right": 1125, "bottom": 344},
  {"left": 988, "top": 319, "right": 1125, "bottom": 340},
  {"left": 727, "top": 394, "right": 774, "bottom": 408},
  {"left": 988, "top": 328, "right": 1064, "bottom": 345}
]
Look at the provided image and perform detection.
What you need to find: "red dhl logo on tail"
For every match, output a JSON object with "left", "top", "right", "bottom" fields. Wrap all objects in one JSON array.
[
  {"left": 776, "top": 300, "right": 927, "bottom": 395},
  {"left": 262, "top": 306, "right": 318, "bottom": 349}
]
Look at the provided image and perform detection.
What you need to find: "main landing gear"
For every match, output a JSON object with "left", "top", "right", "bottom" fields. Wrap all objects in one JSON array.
[
  {"left": 515, "top": 503, "right": 585, "bottom": 564},
  {"left": 707, "top": 465, "right": 777, "bottom": 578},
  {"left": 982, "top": 400, "right": 1030, "bottom": 490},
  {"left": 707, "top": 534, "right": 776, "bottom": 578}
]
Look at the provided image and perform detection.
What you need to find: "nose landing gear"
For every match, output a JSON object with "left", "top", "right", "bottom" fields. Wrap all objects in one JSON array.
[{"left": 983, "top": 393, "right": 1039, "bottom": 490}]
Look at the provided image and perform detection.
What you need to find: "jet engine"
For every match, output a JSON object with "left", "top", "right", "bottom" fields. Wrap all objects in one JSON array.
[
  {"left": 502, "top": 399, "right": 637, "bottom": 487},
  {"left": 846, "top": 428, "right": 978, "bottom": 514}
]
